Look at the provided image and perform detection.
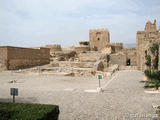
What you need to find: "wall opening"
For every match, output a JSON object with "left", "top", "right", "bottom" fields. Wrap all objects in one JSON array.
[{"left": 126, "top": 59, "right": 131, "bottom": 66}]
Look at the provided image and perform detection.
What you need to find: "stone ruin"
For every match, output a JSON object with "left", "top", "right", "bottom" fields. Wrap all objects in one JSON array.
[
  {"left": 2, "top": 20, "right": 160, "bottom": 77},
  {"left": 137, "top": 20, "right": 160, "bottom": 71},
  {"left": 24, "top": 28, "right": 137, "bottom": 77},
  {"left": 73, "top": 41, "right": 90, "bottom": 53}
]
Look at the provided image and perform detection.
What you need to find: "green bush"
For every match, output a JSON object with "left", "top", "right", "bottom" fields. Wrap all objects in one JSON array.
[
  {"left": 150, "top": 43, "right": 159, "bottom": 70},
  {"left": 83, "top": 42, "right": 89, "bottom": 45},
  {"left": 144, "top": 70, "right": 160, "bottom": 90},
  {"left": 144, "top": 43, "right": 160, "bottom": 90},
  {"left": 150, "top": 43, "right": 159, "bottom": 54},
  {"left": 145, "top": 55, "right": 151, "bottom": 67},
  {"left": 144, "top": 70, "right": 152, "bottom": 78},
  {"left": 0, "top": 102, "right": 59, "bottom": 120}
]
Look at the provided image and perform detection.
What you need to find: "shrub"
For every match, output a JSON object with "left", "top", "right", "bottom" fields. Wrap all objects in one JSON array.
[
  {"left": 145, "top": 55, "right": 151, "bottom": 67},
  {"left": 0, "top": 102, "right": 59, "bottom": 120},
  {"left": 144, "top": 69, "right": 151, "bottom": 78},
  {"left": 150, "top": 43, "right": 159, "bottom": 70},
  {"left": 83, "top": 42, "right": 89, "bottom": 45},
  {"left": 144, "top": 70, "right": 160, "bottom": 90}
]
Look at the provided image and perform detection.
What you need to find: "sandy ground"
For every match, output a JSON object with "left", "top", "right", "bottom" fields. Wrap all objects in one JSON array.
[{"left": 0, "top": 70, "right": 160, "bottom": 120}]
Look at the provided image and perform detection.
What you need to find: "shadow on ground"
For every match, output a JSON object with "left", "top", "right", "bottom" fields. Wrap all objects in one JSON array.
[{"left": 0, "top": 97, "right": 38, "bottom": 103}]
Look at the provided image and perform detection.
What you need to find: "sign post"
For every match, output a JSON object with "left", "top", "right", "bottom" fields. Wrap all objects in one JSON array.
[
  {"left": 10, "top": 88, "right": 18, "bottom": 103},
  {"left": 97, "top": 75, "right": 102, "bottom": 88}
]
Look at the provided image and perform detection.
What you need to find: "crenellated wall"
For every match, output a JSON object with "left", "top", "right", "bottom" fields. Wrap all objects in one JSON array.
[
  {"left": 46, "top": 44, "right": 62, "bottom": 53},
  {"left": 110, "top": 42, "right": 123, "bottom": 52}
]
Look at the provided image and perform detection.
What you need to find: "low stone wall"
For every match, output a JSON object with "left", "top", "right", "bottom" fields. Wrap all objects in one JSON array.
[
  {"left": 78, "top": 52, "right": 102, "bottom": 62},
  {"left": 74, "top": 46, "right": 90, "bottom": 53},
  {"left": 110, "top": 53, "right": 127, "bottom": 65},
  {"left": 122, "top": 48, "right": 137, "bottom": 66}
]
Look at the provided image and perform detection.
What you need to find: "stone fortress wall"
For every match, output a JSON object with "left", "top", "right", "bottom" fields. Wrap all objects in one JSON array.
[
  {"left": 0, "top": 46, "right": 50, "bottom": 70},
  {"left": 109, "top": 48, "right": 137, "bottom": 66},
  {"left": 46, "top": 44, "right": 62, "bottom": 52},
  {"left": 73, "top": 41, "right": 90, "bottom": 53},
  {"left": 88, "top": 27, "right": 136, "bottom": 67},
  {"left": 110, "top": 42, "right": 123, "bottom": 53},
  {"left": 137, "top": 20, "right": 160, "bottom": 71},
  {"left": 2, "top": 20, "right": 159, "bottom": 76},
  {"left": 122, "top": 48, "right": 137, "bottom": 66}
]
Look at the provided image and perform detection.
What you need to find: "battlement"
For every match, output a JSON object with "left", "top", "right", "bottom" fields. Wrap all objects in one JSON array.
[
  {"left": 110, "top": 42, "right": 123, "bottom": 46},
  {"left": 145, "top": 20, "right": 157, "bottom": 32},
  {"left": 89, "top": 28, "right": 109, "bottom": 33},
  {"left": 123, "top": 48, "right": 136, "bottom": 51},
  {"left": 46, "top": 44, "right": 62, "bottom": 52}
]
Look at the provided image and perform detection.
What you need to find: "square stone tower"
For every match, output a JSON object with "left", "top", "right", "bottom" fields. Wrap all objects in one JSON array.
[{"left": 89, "top": 28, "right": 110, "bottom": 51}]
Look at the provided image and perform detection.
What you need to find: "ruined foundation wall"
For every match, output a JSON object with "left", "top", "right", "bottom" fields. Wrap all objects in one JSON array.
[
  {"left": 110, "top": 53, "right": 127, "bottom": 65},
  {"left": 122, "top": 48, "right": 137, "bottom": 66},
  {"left": 74, "top": 46, "right": 90, "bottom": 53},
  {"left": 6, "top": 47, "right": 50, "bottom": 70}
]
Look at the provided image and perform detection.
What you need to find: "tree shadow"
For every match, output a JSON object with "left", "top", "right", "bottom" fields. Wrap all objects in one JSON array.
[{"left": 0, "top": 97, "right": 38, "bottom": 103}]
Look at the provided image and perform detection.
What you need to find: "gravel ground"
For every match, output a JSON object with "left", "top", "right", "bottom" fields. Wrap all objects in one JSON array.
[{"left": 0, "top": 70, "right": 160, "bottom": 120}]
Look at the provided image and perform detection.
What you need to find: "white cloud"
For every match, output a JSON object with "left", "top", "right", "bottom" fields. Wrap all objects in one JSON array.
[{"left": 0, "top": 0, "right": 160, "bottom": 47}]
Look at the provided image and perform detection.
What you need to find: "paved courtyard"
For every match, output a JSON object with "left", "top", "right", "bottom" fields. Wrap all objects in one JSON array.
[{"left": 0, "top": 70, "right": 160, "bottom": 120}]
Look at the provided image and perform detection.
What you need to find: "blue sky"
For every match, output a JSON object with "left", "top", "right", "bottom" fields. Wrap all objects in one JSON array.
[{"left": 0, "top": 0, "right": 160, "bottom": 47}]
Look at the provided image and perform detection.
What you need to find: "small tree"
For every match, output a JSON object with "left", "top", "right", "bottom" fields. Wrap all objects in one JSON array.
[
  {"left": 145, "top": 55, "right": 151, "bottom": 69},
  {"left": 150, "top": 43, "right": 159, "bottom": 70}
]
